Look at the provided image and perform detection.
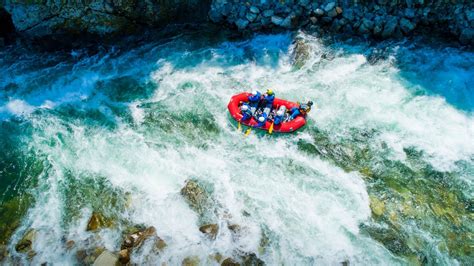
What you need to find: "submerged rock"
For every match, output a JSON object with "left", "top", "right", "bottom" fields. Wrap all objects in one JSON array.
[
  {"left": 180, "top": 179, "right": 211, "bottom": 215},
  {"left": 221, "top": 257, "right": 239, "bottom": 266},
  {"left": 292, "top": 38, "right": 311, "bottom": 69},
  {"left": 121, "top": 226, "right": 161, "bottom": 250},
  {"left": 15, "top": 229, "right": 36, "bottom": 253},
  {"left": 93, "top": 250, "right": 118, "bottom": 266},
  {"left": 370, "top": 196, "right": 385, "bottom": 216},
  {"left": 199, "top": 224, "right": 219, "bottom": 239},
  {"left": 182, "top": 256, "right": 200, "bottom": 266},
  {"left": 87, "top": 211, "right": 111, "bottom": 231}
]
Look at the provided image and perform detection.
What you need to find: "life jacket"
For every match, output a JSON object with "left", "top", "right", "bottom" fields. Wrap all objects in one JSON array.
[
  {"left": 263, "top": 94, "right": 275, "bottom": 106},
  {"left": 248, "top": 92, "right": 261, "bottom": 103}
]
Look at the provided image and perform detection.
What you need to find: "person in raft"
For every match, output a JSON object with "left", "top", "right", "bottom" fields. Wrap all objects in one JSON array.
[
  {"left": 289, "top": 100, "right": 313, "bottom": 120},
  {"left": 247, "top": 90, "right": 262, "bottom": 116},
  {"left": 255, "top": 89, "right": 275, "bottom": 127},
  {"left": 240, "top": 104, "right": 253, "bottom": 121}
]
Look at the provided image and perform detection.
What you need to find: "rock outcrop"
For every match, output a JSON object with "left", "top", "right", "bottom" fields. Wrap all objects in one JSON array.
[
  {"left": 2, "top": 0, "right": 212, "bottom": 38},
  {"left": 210, "top": 0, "right": 474, "bottom": 45}
]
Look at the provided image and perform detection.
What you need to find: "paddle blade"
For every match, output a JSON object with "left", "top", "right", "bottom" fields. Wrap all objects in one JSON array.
[
  {"left": 244, "top": 128, "right": 252, "bottom": 136},
  {"left": 269, "top": 122, "right": 274, "bottom": 134},
  {"left": 238, "top": 121, "right": 241, "bottom": 131}
]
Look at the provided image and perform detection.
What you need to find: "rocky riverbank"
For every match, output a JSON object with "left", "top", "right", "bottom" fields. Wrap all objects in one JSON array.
[
  {"left": 210, "top": 0, "right": 474, "bottom": 45},
  {"left": 1, "top": 1, "right": 473, "bottom": 48}
]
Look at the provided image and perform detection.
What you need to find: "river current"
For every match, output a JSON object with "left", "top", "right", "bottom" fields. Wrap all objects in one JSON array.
[{"left": 0, "top": 30, "right": 473, "bottom": 265}]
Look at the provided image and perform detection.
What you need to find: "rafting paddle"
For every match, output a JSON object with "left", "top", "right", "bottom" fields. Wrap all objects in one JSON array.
[
  {"left": 268, "top": 122, "right": 274, "bottom": 134},
  {"left": 244, "top": 127, "right": 252, "bottom": 136}
]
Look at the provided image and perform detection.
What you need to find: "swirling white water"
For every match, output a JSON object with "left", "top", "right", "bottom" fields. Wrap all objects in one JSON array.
[{"left": 0, "top": 30, "right": 473, "bottom": 265}]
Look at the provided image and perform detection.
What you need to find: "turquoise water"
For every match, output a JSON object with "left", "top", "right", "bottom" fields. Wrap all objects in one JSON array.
[{"left": 0, "top": 30, "right": 473, "bottom": 265}]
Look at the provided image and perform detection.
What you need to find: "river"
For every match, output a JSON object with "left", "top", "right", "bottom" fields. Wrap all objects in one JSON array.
[{"left": 0, "top": 29, "right": 473, "bottom": 265}]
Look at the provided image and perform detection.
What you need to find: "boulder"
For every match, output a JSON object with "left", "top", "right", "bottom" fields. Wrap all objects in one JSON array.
[
  {"left": 459, "top": 28, "right": 474, "bottom": 44},
  {"left": 182, "top": 256, "right": 200, "bottom": 266},
  {"left": 87, "top": 212, "right": 110, "bottom": 231},
  {"left": 262, "top": 9, "right": 274, "bottom": 17},
  {"left": 121, "top": 226, "right": 159, "bottom": 250},
  {"left": 466, "top": 9, "right": 474, "bottom": 21},
  {"left": 242, "top": 253, "right": 264, "bottom": 266},
  {"left": 358, "top": 18, "right": 374, "bottom": 34},
  {"left": 249, "top": 6, "right": 260, "bottom": 14},
  {"left": 336, "top": 7, "right": 343, "bottom": 15},
  {"left": 324, "top": 2, "right": 336, "bottom": 13},
  {"left": 235, "top": 19, "right": 249, "bottom": 30},
  {"left": 93, "top": 250, "right": 118, "bottom": 266},
  {"left": 309, "top": 16, "right": 318, "bottom": 24},
  {"left": 246, "top": 12, "right": 257, "bottom": 22},
  {"left": 404, "top": 8, "right": 416, "bottom": 19},
  {"left": 222, "top": 258, "right": 239, "bottom": 266},
  {"left": 271, "top": 16, "right": 284, "bottom": 26},
  {"left": 327, "top": 8, "right": 338, "bottom": 18},
  {"left": 15, "top": 229, "right": 36, "bottom": 253},
  {"left": 292, "top": 38, "right": 310, "bottom": 68},
  {"left": 199, "top": 224, "right": 219, "bottom": 239},
  {"left": 314, "top": 8, "right": 324, "bottom": 17},
  {"left": 382, "top": 17, "right": 398, "bottom": 39},
  {"left": 181, "top": 179, "right": 211, "bottom": 215},
  {"left": 66, "top": 240, "right": 75, "bottom": 250},
  {"left": 298, "top": 0, "right": 310, "bottom": 7},
  {"left": 399, "top": 18, "right": 415, "bottom": 34},
  {"left": 118, "top": 249, "right": 130, "bottom": 264}
]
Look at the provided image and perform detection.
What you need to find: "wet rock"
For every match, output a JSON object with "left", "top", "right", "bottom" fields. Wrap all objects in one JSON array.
[
  {"left": 399, "top": 18, "right": 415, "bottom": 34},
  {"left": 87, "top": 211, "right": 111, "bottom": 231},
  {"left": 15, "top": 229, "right": 36, "bottom": 253},
  {"left": 327, "top": 8, "right": 338, "bottom": 18},
  {"left": 122, "top": 226, "right": 158, "bottom": 250},
  {"left": 235, "top": 19, "right": 249, "bottom": 30},
  {"left": 199, "top": 224, "right": 219, "bottom": 239},
  {"left": 242, "top": 253, "right": 264, "bottom": 266},
  {"left": 118, "top": 249, "right": 130, "bottom": 264},
  {"left": 358, "top": 18, "right": 374, "bottom": 34},
  {"left": 66, "top": 240, "right": 75, "bottom": 250},
  {"left": 324, "top": 2, "right": 336, "bottom": 13},
  {"left": 246, "top": 12, "right": 257, "bottom": 23},
  {"left": 309, "top": 16, "right": 317, "bottom": 24},
  {"left": 228, "top": 224, "right": 241, "bottom": 233},
  {"left": 93, "top": 250, "right": 118, "bottom": 266},
  {"left": 181, "top": 179, "right": 210, "bottom": 215},
  {"left": 182, "top": 256, "right": 200, "bottom": 266},
  {"left": 262, "top": 10, "right": 274, "bottom": 17},
  {"left": 370, "top": 196, "right": 385, "bottom": 216},
  {"left": 459, "top": 28, "right": 474, "bottom": 45},
  {"left": 249, "top": 6, "right": 260, "bottom": 14},
  {"left": 292, "top": 38, "right": 310, "bottom": 69},
  {"left": 314, "top": 8, "right": 324, "bottom": 17},
  {"left": 382, "top": 17, "right": 398, "bottom": 39},
  {"left": 222, "top": 257, "right": 239, "bottom": 266}
]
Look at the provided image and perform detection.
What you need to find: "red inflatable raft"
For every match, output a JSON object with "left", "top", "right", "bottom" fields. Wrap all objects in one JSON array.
[{"left": 227, "top": 92, "right": 306, "bottom": 133}]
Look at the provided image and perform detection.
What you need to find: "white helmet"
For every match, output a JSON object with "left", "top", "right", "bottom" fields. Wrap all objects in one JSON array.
[
  {"left": 276, "top": 110, "right": 284, "bottom": 116},
  {"left": 258, "top": 116, "right": 265, "bottom": 122},
  {"left": 241, "top": 105, "right": 249, "bottom": 111},
  {"left": 252, "top": 90, "right": 258, "bottom": 95}
]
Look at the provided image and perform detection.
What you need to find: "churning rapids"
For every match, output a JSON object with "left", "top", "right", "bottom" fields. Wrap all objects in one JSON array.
[{"left": 0, "top": 30, "right": 473, "bottom": 265}]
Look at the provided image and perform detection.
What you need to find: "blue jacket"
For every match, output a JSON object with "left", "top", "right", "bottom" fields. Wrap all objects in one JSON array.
[
  {"left": 248, "top": 92, "right": 261, "bottom": 103},
  {"left": 274, "top": 114, "right": 284, "bottom": 125},
  {"left": 257, "top": 113, "right": 268, "bottom": 127},
  {"left": 289, "top": 107, "right": 300, "bottom": 120},
  {"left": 263, "top": 94, "right": 275, "bottom": 107}
]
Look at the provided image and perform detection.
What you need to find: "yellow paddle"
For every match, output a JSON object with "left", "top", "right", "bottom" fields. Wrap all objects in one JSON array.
[
  {"left": 238, "top": 121, "right": 241, "bottom": 131},
  {"left": 244, "top": 127, "right": 252, "bottom": 136},
  {"left": 268, "top": 122, "right": 274, "bottom": 134}
]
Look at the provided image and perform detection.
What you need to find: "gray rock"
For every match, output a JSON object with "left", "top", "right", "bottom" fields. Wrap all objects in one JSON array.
[
  {"left": 358, "top": 18, "right": 374, "bottom": 33},
  {"left": 399, "top": 18, "right": 415, "bottom": 34},
  {"left": 15, "top": 229, "right": 36, "bottom": 253},
  {"left": 324, "top": 2, "right": 336, "bottom": 12},
  {"left": 327, "top": 8, "right": 338, "bottom": 18},
  {"left": 250, "top": 6, "right": 260, "bottom": 14},
  {"left": 314, "top": 8, "right": 324, "bottom": 16},
  {"left": 343, "top": 9, "right": 354, "bottom": 21},
  {"left": 404, "top": 8, "right": 416, "bottom": 19},
  {"left": 199, "top": 224, "right": 219, "bottom": 240},
  {"left": 271, "top": 16, "right": 284, "bottom": 26},
  {"left": 262, "top": 9, "right": 274, "bottom": 17},
  {"left": 235, "top": 19, "right": 249, "bottom": 30},
  {"left": 459, "top": 28, "right": 474, "bottom": 44},
  {"left": 309, "top": 16, "right": 317, "bottom": 24},
  {"left": 382, "top": 17, "right": 398, "bottom": 39},
  {"left": 93, "top": 250, "right": 118, "bottom": 266},
  {"left": 281, "top": 15, "right": 294, "bottom": 29},
  {"left": 246, "top": 12, "right": 257, "bottom": 22},
  {"left": 298, "top": 0, "right": 310, "bottom": 7},
  {"left": 466, "top": 9, "right": 474, "bottom": 21}
]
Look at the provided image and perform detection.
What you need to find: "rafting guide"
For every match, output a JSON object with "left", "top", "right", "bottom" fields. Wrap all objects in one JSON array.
[{"left": 228, "top": 89, "right": 313, "bottom": 135}]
